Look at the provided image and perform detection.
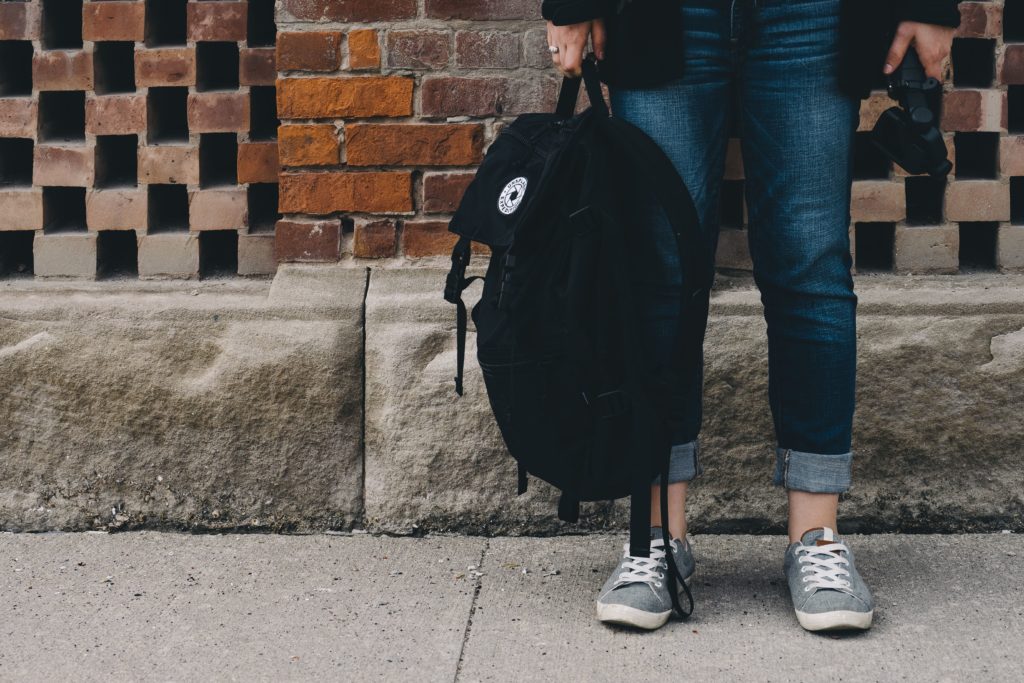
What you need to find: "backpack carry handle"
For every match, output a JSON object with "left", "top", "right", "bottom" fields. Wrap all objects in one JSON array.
[{"left": 555, "top": 53, "right": 609, "bottom": 119}]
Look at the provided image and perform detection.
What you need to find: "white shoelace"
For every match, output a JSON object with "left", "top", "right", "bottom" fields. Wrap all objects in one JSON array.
[
  {"left": 614, "top": 540, "right": 676, "bottom": 590},
  {"left": 797, "top": 541, "right": 853, "bottom": 592}
]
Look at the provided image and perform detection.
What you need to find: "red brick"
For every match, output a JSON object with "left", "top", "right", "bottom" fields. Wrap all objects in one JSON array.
[
  {"left": 955, "top": 2, "right": 1001, "bottom": 39},
  {"left": 0, "top": 99, "right": 37, "bottom": 138},
  {"left": 135, "top": 48, "right": 196, "bottom": 87},
  {"left": 279, "top": 124, "right": 340, "bottom": 167},
  {"left": 423, "top": 172, "right": 475, "bottom": 214},
  {"left": 0, "top": 2, "right": 40, "bottom": 40},
  {"left": 277, "top": 76, "right": 414, "bottom": 119},
  {"left": 346, "top": 123, "right": 484, "bottom": 167},
  {"left": 189, "top": 188, "right": 248, "bottom": 231},
  {"left": 279, "top": 172, "right": 413, "bottom": 214},
  {"left": 237, "top": 142, "right": 279, "bottom": 183},
  {"left": 1001, "top": 136, "right": 1024, "bottom": 176},
  {"left": 240, "top": 47, "right": 277, "bottom": 86},
  {"left": 277, "top": 32, "right": 342, "bottom": 72},
  {"left": 187, "top": 92, "right": 250, "bottom": 133},
  {"left": 86, "top": 188, "right": 148, "bottom": 232},
  {"left": 32, "top": 50, "right": 93, "bottom": 91},
  {"left": 455, "top": 31, "right": 521, "bottom": 69},
  {"left": 275, "top": 218, "right": 342, "bottom": 262},
  {"left": 425, "top": 0, "right": 540, "bottom": 20},
  {"left": 851, "top": 181, "right": 906, "bottom": 222},
  {"left": 941, "top": 89, "right": 1002, "bottom": 132},
  {"left": 402, "top": 220, "right": 457, "bottom": 257},
  {"left": 1000, "top": 45, "right": 1024, "bottom": 85},
  {"left": 139, "top": 145, "right": 200, "bottom": 185},
  {"left": 86, "top": 94, "right": 147, "bottom": 136},
  {"left": 0, "top": 189, "right": 43, "bottom": 231},
  {"left": 523, "top": 28, "right": 553, "bottom": 69},
  {"left": 187, "top": 1, "right": 248, "bottom": 42},
  {"left": 279, "top": 0, "right": 416, "bottom": 22},
  {"left": 83, "top": 1, "right": 146, "bottom": 42},
  {"left": 353, "top": 218, "right": 397, "bottom": 258},
  {"left": 421, "top": 76, "right": 558, "bottom": 117},
  {"left": 385, "top": 31, "right": 451, "bottom": 70},
  {"left": 34, "top": 146, "right": 95, "bottom": 187},
  {"left": 348, "top": 29, "right": 381, "bottom": 70},
  {"left": 946, "top": 180, "right": 1010, "bottom": 222}
]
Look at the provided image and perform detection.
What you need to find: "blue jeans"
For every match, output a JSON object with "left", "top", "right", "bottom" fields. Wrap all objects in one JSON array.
[{"left": 622, "top": 0, "right": 860, "bottom": 493}]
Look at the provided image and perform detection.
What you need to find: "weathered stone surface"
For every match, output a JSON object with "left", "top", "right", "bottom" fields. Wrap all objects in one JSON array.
[
  {"left": 0, "top": 266, "right": 367, "bottom": 531},
  {"left": 364, "top": 271, "right": 1024, "bottom": 534}
]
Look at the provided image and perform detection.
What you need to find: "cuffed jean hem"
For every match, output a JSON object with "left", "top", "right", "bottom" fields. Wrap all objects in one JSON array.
[
  {"left": 651, "top": 440, "right": 703, "bottom": 486},
  {"left": 772, "top": 447, "right": 853, "bottom": 494}
]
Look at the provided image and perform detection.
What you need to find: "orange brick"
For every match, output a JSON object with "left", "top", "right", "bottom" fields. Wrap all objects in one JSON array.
[
  {"left": 353, "top": 218, "right": 397, "bottom": 258},
  {"left": 348, "top": 29, "right": 381, "bottom": 70},
  {"left": 277, "top": 76, "right": 414, "bottom": 119},
  {"left": 238, "top": 142, "right": 280, "bottom": 184},
  {"left": 135, "top": 48, "right": 196, "bottom": 87},
  {"left": 402, "top": 220, "right": 457, "bottom": 257},
  {"left": 83, "top": 1, "right": 146, "bottom": 41},
  {"left": 277, "top": 31, "right": 343, "bottom": 71},
  {"left": 279, "top": 124, "right": 340, "bottom": 167},
  {"left": 279, "top": 172, "right": 413, "bottom": 214},
  {"left": 345, "top": 123, "right": 484, "bottom": 166}
]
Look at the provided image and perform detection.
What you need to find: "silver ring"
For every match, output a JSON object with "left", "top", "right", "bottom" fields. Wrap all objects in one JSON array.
[{"left": 548, "top": 45, "right": 559, "bottom": 54}]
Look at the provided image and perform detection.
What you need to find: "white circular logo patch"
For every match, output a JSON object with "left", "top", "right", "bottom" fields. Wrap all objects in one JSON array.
[{"left": 497, "top": 177, "right": 528, "bottom": 215}]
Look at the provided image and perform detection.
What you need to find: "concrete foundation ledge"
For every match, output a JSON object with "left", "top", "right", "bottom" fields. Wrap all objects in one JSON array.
[{"left": 1, "top": 269, "right": 1023, "bottom": 533}]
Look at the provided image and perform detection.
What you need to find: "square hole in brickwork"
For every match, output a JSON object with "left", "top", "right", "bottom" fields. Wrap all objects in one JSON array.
[
  {"left": 249, "top": 86, "right": 279, "bottom": 141},
  {"left": 719, "top": 180, "right": 745, "bottom": 228},
  {"left": 954, "top": 132, "right": 999, "bottom": 179},
  {"left": 199, "top": 133, "right": 238, "bottom": 187},
  {"left": 147, "top": 184, "right": 189, "bottom": 232},
  {"left": 147, "top": 87, "right": 189, "bottom": 143},
  {"left": 41, "top": 0, "right": 83, "bottom": 50},
  {"left": 197, "top": 42, "right": 240, "bottom": 92},
  {"left": 0, "top": 138, "right": 34, "bottom": 187},
  {"left": 1006, "top": 1, "right": 1024, "bottom": 42},
  {"left": 38, "top": 90, "right": 85, "bottom": 142},
  {"left": 951, "top": 39, "right": 995, "bottom": 88},
  {"left": 854, "top": 222, "right": 895, "bottom": 272},
  {"left": 853, "top": 132, "right": 891, "bottom": 179},
  {"left": 247, "top": 0, "right": 276, "bottom": 47},
  {"left": 145, "top": 0, "right": 187, "bottom": 47},
  {"left": 0, "top": 231, "right": 34, "bottom": 277},
  {"left": 97, "top": 230, "right": 138, "bottom": 278},
  {"left": 0, "top": 41, "right": 33, "bottom": 96},
  {"left": 247, "top": 183, "right": 280, "bottom": 232},
  {"left": 959, "top": 222, "right": 998, "bottom": 271},
  {"left": 199, "top": 230, "right": 238, "bottom": 277},
  {"left": 905, "top": 176, "right": 946, "bottom": 225},
  {"left": 1008, "top": 86, "right": 1024, "bottom": 134},
  {"left": 95, "top": 135, "right": 138, "bottom": 188},
  {"left": 93, "top": 42, "right": 136, "bottom": 95},
  {"left": 43, "top": 187, "right": 86, "bottom": 233},
  {"left": 1011, "top": 177, "right": 1024, "bottom": 225}
]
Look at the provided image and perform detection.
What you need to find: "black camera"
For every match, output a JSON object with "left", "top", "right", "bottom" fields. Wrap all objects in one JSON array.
[{"left": 870, "top": 47, "right": 952, "bottom": 177}]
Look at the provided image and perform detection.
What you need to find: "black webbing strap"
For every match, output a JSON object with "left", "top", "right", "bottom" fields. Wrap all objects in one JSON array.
[
  {"left": 555, "top": 54, "right": 609, "bottom": 120},
  {"left": 444, "top": 236, "right": 482, "bottom": 396},
  {"left": 660, "top": 449, "right": 695, "bottom": 620}
]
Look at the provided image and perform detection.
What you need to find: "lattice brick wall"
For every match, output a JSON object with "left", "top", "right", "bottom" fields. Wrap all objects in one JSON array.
[{"left": 0, "top": 0, "right": 280, "bottom": 279}]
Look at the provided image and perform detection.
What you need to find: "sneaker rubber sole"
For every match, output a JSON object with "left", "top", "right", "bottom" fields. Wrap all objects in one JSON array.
[
  {"left": 795, "top": 608, "right": 874, "bottom": 632},
  {"left": 595, "top": 576, "right": 692, "bottom": 631}
]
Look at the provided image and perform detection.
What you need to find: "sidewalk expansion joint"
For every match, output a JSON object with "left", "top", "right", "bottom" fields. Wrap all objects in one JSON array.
[{"left": 453, "top": 537, "right": 489, "bottom": 682}]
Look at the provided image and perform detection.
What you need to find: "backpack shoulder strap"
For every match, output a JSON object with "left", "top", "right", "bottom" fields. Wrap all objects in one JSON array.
[{"left": 443, "top": 236, "right": 482, "bottom": 396}]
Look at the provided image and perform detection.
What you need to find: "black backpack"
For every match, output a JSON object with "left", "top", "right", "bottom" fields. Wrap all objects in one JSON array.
[{"left": 443, "top": 56, "right": 711, "bottom": 619}]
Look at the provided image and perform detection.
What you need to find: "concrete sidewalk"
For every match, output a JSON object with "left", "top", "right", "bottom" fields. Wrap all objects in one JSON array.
[{"left": 1, "top": 532, "right": 1021, "bottom": 682}]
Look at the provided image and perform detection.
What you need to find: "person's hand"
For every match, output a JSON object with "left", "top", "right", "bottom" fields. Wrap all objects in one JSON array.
[
  {"left": 884, "top": 21, "right": 955, "bottom": 81},
  {"left": 546, "top": 18, "right": 606, "bottom": 77}
]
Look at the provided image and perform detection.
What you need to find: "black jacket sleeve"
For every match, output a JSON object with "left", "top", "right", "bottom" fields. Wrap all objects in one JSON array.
[
  {"left": 541, "top": 0, "right": 609, "bottom": 26},
  {"left": 901, "top": 0, "right": 961, "bottom": 28}
]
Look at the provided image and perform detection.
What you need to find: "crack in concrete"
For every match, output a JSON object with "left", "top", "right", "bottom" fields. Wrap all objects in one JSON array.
[{"left": 453, "top": 538, "right": 490, "bottom": 683}]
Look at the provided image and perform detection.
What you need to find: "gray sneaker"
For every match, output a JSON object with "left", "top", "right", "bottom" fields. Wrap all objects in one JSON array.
[
  {"left": 784, "top": 527, "right": 874, "bottom": 631},
  {"left": 596, "top": 527, "right": 695, "bottom": 630}
]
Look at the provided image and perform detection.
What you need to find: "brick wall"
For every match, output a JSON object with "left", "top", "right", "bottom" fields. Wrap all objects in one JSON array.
[
  {"left": 2, "top": 1, "right": 1023, "bottom": 278},
  {"left": 0, "top": 0, "right": 280, "bottom": 278}
]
